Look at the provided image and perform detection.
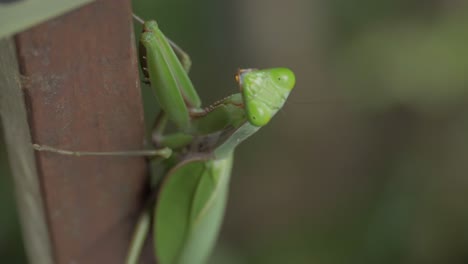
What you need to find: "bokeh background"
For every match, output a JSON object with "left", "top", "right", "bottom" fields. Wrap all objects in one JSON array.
[{"left": 2, "top": 0, "right": 468, "bottom": 263}]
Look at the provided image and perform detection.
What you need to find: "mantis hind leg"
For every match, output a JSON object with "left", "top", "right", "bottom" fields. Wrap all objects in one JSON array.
[{"left": 125, "top": 203, "right": 153, "bottom": 264}]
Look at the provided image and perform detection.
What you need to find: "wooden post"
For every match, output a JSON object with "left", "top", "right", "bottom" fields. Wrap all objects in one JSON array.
[{"left": 2, "top": 0, "right": 152, "bottom": 262}]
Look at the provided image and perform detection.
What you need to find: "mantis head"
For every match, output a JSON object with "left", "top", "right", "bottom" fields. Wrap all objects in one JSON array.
[{"left": 238, "top": 68, "right": 295, "bottom": 127}]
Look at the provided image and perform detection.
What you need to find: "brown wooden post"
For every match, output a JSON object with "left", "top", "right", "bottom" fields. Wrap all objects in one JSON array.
[{"left": 10, "top": 0, "right": 151, "bottom": 262}]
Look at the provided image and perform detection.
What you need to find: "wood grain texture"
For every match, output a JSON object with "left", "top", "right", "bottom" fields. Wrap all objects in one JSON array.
[{"left": 14, "top": 0, "right": 152, "bottom": 262}]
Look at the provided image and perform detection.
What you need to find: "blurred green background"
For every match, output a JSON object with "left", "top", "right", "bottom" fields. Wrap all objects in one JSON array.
[{"left": 2, "top": 0, "right": 468, "bottom": 263}]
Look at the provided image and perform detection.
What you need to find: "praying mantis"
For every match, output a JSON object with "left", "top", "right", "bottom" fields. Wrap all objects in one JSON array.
[{"left": 33, "top": 14, "right": 295, "bottom": 264}]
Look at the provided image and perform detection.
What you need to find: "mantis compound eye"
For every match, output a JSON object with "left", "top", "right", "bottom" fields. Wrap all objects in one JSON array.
[{"left": 270, "top": 67, "right": 296, "bottom": 91}]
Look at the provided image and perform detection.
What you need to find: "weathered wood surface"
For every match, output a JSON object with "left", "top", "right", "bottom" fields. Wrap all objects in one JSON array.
[
  {"left": 12, "top": 0, "right": 151, "bottom": 262},
  {"left": 0, "top": 38, "right": 54, "bottom": 264}
]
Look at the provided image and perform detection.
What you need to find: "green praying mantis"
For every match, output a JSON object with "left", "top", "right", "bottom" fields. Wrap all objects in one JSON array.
[{"left": 33, "top": 14, "right": 295, "bottom": 264}]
